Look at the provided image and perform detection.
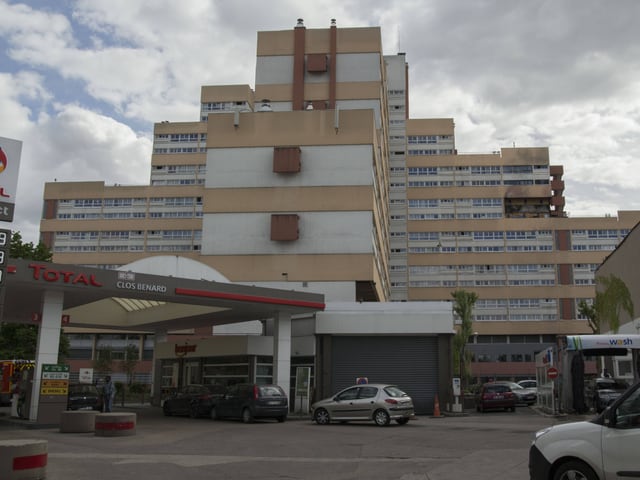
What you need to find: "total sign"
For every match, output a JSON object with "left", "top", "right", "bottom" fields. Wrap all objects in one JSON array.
[{"left": 0, "top": 136, "right": 23, "bottom": 222}]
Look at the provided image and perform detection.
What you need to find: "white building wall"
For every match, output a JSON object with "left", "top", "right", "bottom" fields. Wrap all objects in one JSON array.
[
  {"left": 255, "top": 56, "right": 294, "bottom": 85},
  {"left": 255, "top": 53, "right": 381, "bottom": 86},
  {"left": 202, "top": 212, "right": 374, "bottom": 255},
  {"left": 335, "top": 53, "right": 382, "bottom": 82},
  {"left": 206, "top": 145, "right": 374, "bottom": 188},
  {"left": 316, "top": 302, "right": 454, "bottom": 335}
]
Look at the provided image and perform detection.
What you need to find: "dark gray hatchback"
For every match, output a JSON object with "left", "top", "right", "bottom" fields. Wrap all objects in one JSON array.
[
  {"left": 210, "top": 383, "right": 288, "bottom": 423},
  {"left": 67, "top": 384, "right": 103, "bottom": 411}
]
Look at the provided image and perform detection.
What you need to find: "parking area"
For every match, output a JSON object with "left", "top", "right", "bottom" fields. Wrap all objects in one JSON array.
[{"left": 0, "top": 405, "right": 580, "bottom": 480}]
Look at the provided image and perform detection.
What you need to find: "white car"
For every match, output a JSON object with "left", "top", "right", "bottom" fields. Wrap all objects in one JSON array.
[
  {"left": 518, "top": 379, "right": 537, "bottom": 390},
  {"left": 529, "top": 380, "right": 640, "bottom": 480}
]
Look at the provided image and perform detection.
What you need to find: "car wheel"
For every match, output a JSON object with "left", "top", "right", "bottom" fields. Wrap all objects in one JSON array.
[
  {"left": 189, "top": 405, "right": 199, "bottom": 418},
  {"left": 209, "top": 407, "right": 217, "bottom": 420},
  {"left": 276, "top": 416, "right": 286, "bottom": 423},
  {"left": 242, "top": 408, "right": 253, "bottom": 424},
  {"left": 509, "top": 406, "right": 516, "bottom": 412},
  {"left": 163, "top": 403, "right": 172, "bottom": 416},
  {"left": 313, "top": 408, "right": 330, "bottom": 425},
  {"left": 373, "top": 409, "right": 390, "bottom": 426},
  {"left": 553, "top": 460, "right": 598, "bottom": 480},
  {"left": 395, "top": 418, "right": 409, "bottom": 425}
]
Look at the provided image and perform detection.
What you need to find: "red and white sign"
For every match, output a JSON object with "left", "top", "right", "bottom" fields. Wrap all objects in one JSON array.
[
  {"left": 0, "top": 136, "right": 22, "bottom": 221},
  {"left": 547, "top": 367, "right": 559, "bottom": 379}
]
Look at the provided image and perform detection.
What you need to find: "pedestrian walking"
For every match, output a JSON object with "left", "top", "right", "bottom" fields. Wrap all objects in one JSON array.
[{"left": 102, "top": 376, "right": 116, "bottom": 412}]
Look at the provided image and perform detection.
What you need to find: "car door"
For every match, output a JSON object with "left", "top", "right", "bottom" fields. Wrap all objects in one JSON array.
[
  {"left": 601, "top": 382, "right": 640, "bottom": 478},
  {"left": 352, "top": 386, "right": 379, "bottom": 419},
  {"left": 330, "top": 387, "right": 360, "bottom": 420},
  {"left": 170, "top": 386, "right": 190, "bottom": 414},
  {"left": 216, "top": 385, "right": 238, "bottom": 417}
]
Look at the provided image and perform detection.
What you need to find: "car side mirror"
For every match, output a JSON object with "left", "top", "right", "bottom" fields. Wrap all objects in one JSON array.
[{"left": 603, "top": 405, "right": 616, "bottom": 427}]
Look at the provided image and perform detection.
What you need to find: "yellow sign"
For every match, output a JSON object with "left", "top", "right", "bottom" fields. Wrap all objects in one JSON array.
[
  {"left": 40, "top": 379, "right": 69, "bottom": 396},
  {"left": 41, "top": 387, "right": 67, "bottom": 395}
]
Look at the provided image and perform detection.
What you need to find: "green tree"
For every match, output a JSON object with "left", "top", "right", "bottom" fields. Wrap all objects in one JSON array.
[
  {"left": 9, "top": 231, "right": 52, "bottom": 261},
  {"left": 0, "top": 231, "right": 68, "bottom": 360},
  {"left": 579, "top": 274, "right": 634, "bottom": 334},
  {"left": 0, "top": 323, "right": 38, "bottom": 359},
  {"left": 451, "top": 289, "right": 478, "bottom": 388},
  {"left": 578, "top": 299, "right": 600, "bottom": 334}
]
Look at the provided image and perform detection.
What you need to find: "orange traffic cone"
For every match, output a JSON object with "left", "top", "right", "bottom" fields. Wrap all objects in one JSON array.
[{"left": 432, "top": 394, "right": 443, "bottom": 418}]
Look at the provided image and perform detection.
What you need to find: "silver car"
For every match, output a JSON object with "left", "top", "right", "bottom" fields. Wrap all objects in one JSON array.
[{"left": 311, "top": 384, "right": 415, "bottom": 426}]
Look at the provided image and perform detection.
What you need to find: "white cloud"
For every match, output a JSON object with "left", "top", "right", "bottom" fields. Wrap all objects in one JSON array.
[{"left": 2, "top": 0, "right": 640, "bottom": 242}]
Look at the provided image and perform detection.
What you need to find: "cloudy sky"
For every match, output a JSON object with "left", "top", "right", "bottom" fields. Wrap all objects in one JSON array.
[{"left": 1, "top": 0, "right": 640, "bottom": 243}]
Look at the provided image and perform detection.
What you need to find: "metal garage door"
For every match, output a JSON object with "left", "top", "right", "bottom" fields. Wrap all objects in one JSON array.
[{"left": 331, "top": 336, "right": 439, "bottom": 415}]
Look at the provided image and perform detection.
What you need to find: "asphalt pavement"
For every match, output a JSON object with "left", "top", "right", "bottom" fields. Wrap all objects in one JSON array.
[{"left": 0, "top": 404, "right": 592, "bottom": 480}]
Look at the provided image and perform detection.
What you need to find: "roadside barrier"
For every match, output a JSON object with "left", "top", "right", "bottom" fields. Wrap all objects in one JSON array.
[
  {"left": 0, "top": 439, "right": 47, "bottom": 479},
  {"left": 94, "top": 412, "right": 137, "bottom": 436},
  {"left": 60, "top": 410, "right": 98, "bottom": 433}
]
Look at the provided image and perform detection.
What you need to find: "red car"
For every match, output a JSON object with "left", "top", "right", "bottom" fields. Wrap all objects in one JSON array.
[{"left": 475, "top": 382, "right": 516, "bottom": 413}]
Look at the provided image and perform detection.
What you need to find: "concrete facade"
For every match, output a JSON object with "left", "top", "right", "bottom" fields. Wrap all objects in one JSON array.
[{"left": 37, "top": 19, "right": 640, "bottom": 383}]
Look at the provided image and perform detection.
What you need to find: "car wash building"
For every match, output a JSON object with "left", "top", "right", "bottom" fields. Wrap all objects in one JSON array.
[{"left": 556, "top": 334, "right": 640, "bottom": 414}]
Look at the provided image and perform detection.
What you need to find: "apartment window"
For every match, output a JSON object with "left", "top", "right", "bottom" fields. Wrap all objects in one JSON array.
[
  {"left": 273, "top": 147, "right": 301, "bottom": 173},
  {"left": 74, "top": 199, "right": 102, "bottom": 208},
  {"left": 271, "top": 214, "right": 299, "bottom": 241}
]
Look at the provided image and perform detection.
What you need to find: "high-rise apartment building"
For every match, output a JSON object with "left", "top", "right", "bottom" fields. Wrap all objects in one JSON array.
[{"left": 40, "top": 20, "right": 640, "bottom": 381}]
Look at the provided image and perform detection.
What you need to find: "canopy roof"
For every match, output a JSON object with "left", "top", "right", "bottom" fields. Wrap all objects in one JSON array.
[{"left": 1, "top": 257, "right": 325, "bottom": 332}]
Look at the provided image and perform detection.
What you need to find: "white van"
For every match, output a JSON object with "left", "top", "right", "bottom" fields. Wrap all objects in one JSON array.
[{"left": 529, "top": 380, "right": 640, "bottom": 480}]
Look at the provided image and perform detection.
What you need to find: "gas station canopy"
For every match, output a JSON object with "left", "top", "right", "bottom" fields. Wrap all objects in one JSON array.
[{"left": 1, "top": 258, "right": 325, "bottom": 331}]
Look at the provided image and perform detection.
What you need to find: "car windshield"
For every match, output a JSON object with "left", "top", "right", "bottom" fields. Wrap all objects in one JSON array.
[
  {"left": 259, "top": 386, "right": 284, "bottom": 397},
  {"left": 383, "top": 386, "right": 408, "bottom": 398},
  {"left": 507, "top": 383, "right": 524, "bottom": 390},
  {"left": 70, "top": 385, "right": 96, "bottom": 394},
  {"left": 486, "top": 385, "right": 510, "bottom": 393}
]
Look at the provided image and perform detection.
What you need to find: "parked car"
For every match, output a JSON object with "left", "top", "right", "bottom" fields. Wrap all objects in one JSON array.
[
  {"left": 311, "top": 384, "right": 415, "bottom": 426},
  {"left": 67, "top": 383, "right": 103, "bottom": 411},
  {"left": 475, "top": 382, "right": 517, "bottom": 413},
  {"left": 209, "top": 383, "right": 288, "bottom": 423},
  {"left": 162, "top": 384, "right": 225, "bottom": 417},
  {"left": 529, "top": 380, "right": 640, "bottom": 480},
  {"left": 591, "top": 377, "right": 630, "bottom": 413},
  {"left": 496, "top": 381, "right": 536, "bottom": 405},
  {"left": 517, "top": 379, "right": 537, "bottom": 391}
]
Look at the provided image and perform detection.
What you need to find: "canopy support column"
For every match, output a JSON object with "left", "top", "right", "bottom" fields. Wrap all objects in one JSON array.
[
  {"left": 31, "top": 289, "right": 64, "bottom": 421},
  {"left": 273, "top": 311, "right": 292, "bottom": 396}
]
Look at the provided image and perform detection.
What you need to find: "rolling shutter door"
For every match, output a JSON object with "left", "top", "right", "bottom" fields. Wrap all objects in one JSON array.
[{"left": 331, "top": 336, "right": 439, "bottom": 415}]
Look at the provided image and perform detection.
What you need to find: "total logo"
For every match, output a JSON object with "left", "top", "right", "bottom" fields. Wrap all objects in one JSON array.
[
  {"left": 0, "top": 147, "right": 6, "bottom": 173},
  {"left": 0, "top": 147, "right": 11, "bottom": 198}
]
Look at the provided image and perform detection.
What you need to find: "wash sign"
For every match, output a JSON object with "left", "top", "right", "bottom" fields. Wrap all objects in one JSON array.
[
  {"left": 0, "top": 136, "right": 22, "bottom": 222},
  {"left": 566, "top": 334, "right": 639, "bottom": 351}
]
